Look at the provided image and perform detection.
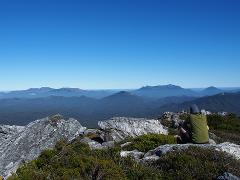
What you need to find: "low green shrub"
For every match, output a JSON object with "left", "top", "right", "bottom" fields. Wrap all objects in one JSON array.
[
  {"left": 160, "top": 118, "right": 172, "bottom": 128},
  {"left": 179, "top": 113, "right": 190, "bottom": 121},
  {"left": 123, "top": 134, "right": 177, "bottom": 152},
  {"left": 8, "top": 136, "right": 240, "bottom": 180},
  {"left": 211, "top": 130, "right": 240, "bottom": 145},
  {"left": 8, "top": 138, "right": 162, "bottom": 180},
  {"left": 152, "top": 146, "right": 240, "bottom": 180},
  {"left": 207, "top": 114, "right": 240, "bottom": 134}
]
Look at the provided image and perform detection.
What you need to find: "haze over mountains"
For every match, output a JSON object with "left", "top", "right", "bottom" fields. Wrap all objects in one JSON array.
[
  {"left": 0, "top": 85, "right": 239, "bottom": 127},
  {"left": 1, "top": 84, "right": 238, "bottom": 99},
  {"left": 0, "top": 87, "right": 118, "bottom": 99}
]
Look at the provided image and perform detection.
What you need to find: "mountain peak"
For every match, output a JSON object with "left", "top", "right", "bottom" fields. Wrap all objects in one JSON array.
[
  {"left": 201, "top": 86, "right": 223, "bottom": 96},
  {"left": 205, "top": 86, "right": 219, "bottom": 90},
  {"left": 27, "top": 87, "right": 53, "bottom": 91},
  {"left": 139, "top": 84, "right": 182, "bottom": 90},
  {"left": 134, "top": 84, "right": 195, "bottom": 98},
  {"left": 106, "top": 91, "right": 134, "bottom": 98}
]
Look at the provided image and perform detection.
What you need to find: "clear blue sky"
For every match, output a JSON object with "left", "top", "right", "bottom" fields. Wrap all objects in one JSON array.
[{"left": 0, "top": 0, "right": 239, "bottom": 90}]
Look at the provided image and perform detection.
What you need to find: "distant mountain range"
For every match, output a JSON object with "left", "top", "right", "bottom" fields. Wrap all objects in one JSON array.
[
  {"left": 132, "top": 84, "right": 197, "bottom": 98},
  {"left": 1, "top": 85, "right": 238, "bottom": 99},
  {"left": 0, "top": 87, "right": 117, "bottom": 99},
  {"left": 158, "top": 92, "right": 240, "bottom": 115},
  {"left": 0, "top": 85, "right": 240, "bottom": 127}
]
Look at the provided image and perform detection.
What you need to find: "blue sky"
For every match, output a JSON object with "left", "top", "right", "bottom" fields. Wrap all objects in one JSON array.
[{"left": 0, "top": 0, "right": 239, "bottom": 90}]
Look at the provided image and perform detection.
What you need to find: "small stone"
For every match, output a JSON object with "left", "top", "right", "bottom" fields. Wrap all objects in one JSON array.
[
  {"left": 120, "top": 150, "right": 144, "bottom": 160},
  {"left": 120, "top": 142, "right": 132, "bottom": 148}
]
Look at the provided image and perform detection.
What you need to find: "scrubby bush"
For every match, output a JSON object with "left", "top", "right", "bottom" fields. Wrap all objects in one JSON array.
[
  {"left": 212, "top": 130, "right": 240, "bottom": 144},
  {"left": 8, "top": 138, "right": 162, "bottom": 180},
  {"left": 207, "top": 114, "right": 240, "bottom": 144},
  {"left": 152, "top": 146, "right": 240, "bottom": 180},
  {"left": 123, "top": 134, "right": 177, "bottom": 152},
  {"left": 8, "top": 136, "right": 240, "bottom": 180},
  {"left": 179, "top": 113, "right": 190, "bottom": 121},
  {"left": 160, "top": 118, "right": 172, "bottom": 128},
  {"left": 207, "top": 114, "right": 240, "bottom": 134}
]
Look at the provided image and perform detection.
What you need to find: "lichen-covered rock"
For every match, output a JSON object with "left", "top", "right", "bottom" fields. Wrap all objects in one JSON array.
[
  {"left": 144, "top": 142, "right": 240, "bottom": 160},
  {"left": 0, "top": 125, "right": 25, "bottom": 151},
  {"left": 0, "top": 115, "right": 86, "bottom": 179},
  {"left": 98, "top": 117, "right": 168, "bottom": 142}
]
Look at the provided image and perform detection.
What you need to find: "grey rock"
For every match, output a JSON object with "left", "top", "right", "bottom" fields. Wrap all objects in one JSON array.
[
  {"left": 160, "top": 112, "right": 184, "bottom": 128},
  {"left": 171, "top": 114, "right": 184, "bottom": 128},
  {"left": 80, "top": 138, "right": 114, "bottom": 150},
  {"left": 84, "top": 128, "right": 102, "bottom": 135},
  {"left": 209, "top": 132, "right": 222, "bottom": 144},
  {"left": 217, "top": 172, "right": 240, "bottom": 180},
  {"left": 141, "top": 155, "right": 160, "bottom": 163},
  {"left": 100, "top": 131, "right": 114, "bottom": 142},
  {"left": 120, "top": 142, "right": 132, "bottom": 148},
  {"left": 0, "top": 115, "right": 86, "bottom": 179},
  {"left": 144, "top": 142, "right": 240, "bottom": 160},
  {"left": 0, "top": 125, "right": 25, "bottom": 150},
  {"left": 209, "top": 138, "right": 217, "bottom": 145},
  {"left": 98, "top": 117, "right": 168, "bottom": 142},
  {"left": 80, "top": 137, "right": 103, "bottom": 150},
  {"left": 120, "top": 150, "right": 144, "bottom": 161},
  {"left": 102, "top": 141, "right": 115, "bottom": 148},
  {"left": 217, "top": 142, "right": 240, "bottom": 160}
]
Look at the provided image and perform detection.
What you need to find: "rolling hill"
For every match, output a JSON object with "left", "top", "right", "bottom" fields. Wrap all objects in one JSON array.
[{"left": 200, "top": 86, "right": 223, "bottom": 96}]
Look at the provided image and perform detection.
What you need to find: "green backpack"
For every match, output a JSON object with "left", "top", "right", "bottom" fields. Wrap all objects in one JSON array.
[{"left": 190, "top": 114, "right": 209, "bottom": 144}]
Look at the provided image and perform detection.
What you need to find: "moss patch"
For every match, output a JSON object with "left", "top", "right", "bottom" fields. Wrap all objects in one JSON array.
[{"left": 122, "top": 134, "right": 177, "bottom": 152}]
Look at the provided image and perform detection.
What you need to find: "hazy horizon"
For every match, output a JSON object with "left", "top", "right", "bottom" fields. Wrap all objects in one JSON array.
[{"left": 1, "top": 84, "right": 240, "bottom": 92}]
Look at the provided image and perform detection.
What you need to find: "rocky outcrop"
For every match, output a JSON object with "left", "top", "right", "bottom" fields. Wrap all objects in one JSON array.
[
  {"left": 0, "top": 115, "right": 86, "bottom": 179},
  {"left": 144, "top": 142, "right": 240, "bottom": 160},
  {"left": 98, "top": 117, "right": 168, "bottom": 142},
  {"left": 119, "top": 142, "right": 240, "bottom": 163},
  {"left": 0, "top": 125, "right": 25, "bottom": 146}
]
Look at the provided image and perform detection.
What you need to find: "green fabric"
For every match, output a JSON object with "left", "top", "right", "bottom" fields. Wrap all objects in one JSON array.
[{"left": 190, "top": 114, "right": 209, "bottom": 144}]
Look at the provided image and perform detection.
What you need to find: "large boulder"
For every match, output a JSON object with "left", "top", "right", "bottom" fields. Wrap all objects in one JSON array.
[
  {"left": 0, "top": 115, "right": 86, "bottom": 179},
  {"left": 98, "top": 117, "right": 168, "bottom": 142}
]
